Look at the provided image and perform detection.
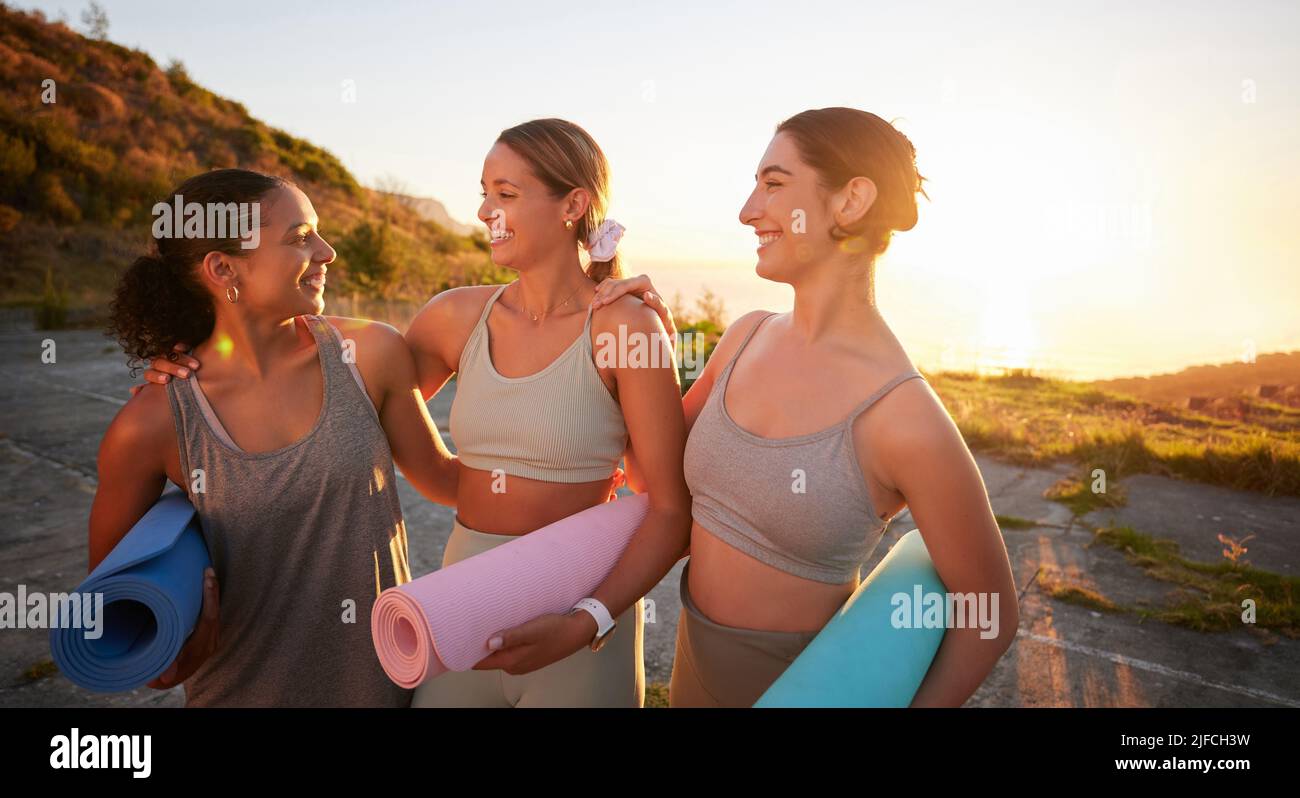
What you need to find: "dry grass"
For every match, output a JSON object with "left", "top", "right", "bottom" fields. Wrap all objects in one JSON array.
[
  {"left": 1092, "top": 525, "right": 1299, "bottom": 636},
  {"left": 930, "top": 370, "right": 1300, "bottom": 498},
  {"left": 645, "top": 681, "right": 670, "bottom": 708},
  {"left": 1038, "top": 571, "right": 1123, "bottom": 614}
]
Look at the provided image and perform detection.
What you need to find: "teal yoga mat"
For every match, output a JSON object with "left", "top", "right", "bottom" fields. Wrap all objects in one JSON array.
[
  {"left": 49, "top": 489, "right": 211, "bottom": 692},
  {"left": 755, "top": 529, "right": 946, "bottom": 707}
]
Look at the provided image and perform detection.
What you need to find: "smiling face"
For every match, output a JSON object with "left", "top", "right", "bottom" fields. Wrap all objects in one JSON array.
[
  {"left": 477, "top": 141, "right": 579, "bottom": 271},
  {"left": 740, "top": 132, "right": 856, "bottom": 284},
  {"left": 207, "top": 184, "right": 336, "bottom": 317}
]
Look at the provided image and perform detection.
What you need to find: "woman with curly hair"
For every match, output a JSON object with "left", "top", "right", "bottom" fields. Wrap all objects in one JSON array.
[{"left": 94, "top": 168, "right": 460, "bottom": 706}]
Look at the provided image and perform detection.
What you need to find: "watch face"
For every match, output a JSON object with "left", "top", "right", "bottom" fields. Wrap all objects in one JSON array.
[{"left": 590, "top": 621, "right": 617, "bottom": 652}]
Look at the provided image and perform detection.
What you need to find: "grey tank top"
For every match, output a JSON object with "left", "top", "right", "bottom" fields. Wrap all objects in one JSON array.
[
  {"left": 683, "top": 313, "right": 926, "bottom": 584},
  {"left": 165, "top": 315, "right": 412, "bottom": 707}
]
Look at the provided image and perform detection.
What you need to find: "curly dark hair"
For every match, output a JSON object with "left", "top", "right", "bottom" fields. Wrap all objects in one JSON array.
[{"left": 107, "top": 169, "right": 292, "bottom": 374}]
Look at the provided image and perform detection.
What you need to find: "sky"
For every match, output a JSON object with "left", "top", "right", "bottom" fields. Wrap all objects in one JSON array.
[{"left": 20, "top": 0, "right": 1300, "bottom": 380}]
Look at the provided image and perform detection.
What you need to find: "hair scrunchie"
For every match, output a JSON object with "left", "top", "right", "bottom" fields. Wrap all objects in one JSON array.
[{"left": 585, "top": 218, "right": 625, "bottom": 261}]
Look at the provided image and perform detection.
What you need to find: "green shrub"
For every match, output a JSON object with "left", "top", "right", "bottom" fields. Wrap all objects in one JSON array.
[
  {"left": 0, "top": 131, "right": 37, "bottom": 192},
  {"left": 336, "top": 221, "right": 399, "bottom": 295},
  {"left": 165, "top": 58, "right": 193, "bottom": 93},
  {"left": 32, "top": 115, "right": 116, "bottom": 177},
  {"left": 35, "top": 173, "right": 81, "bottom": 222}
]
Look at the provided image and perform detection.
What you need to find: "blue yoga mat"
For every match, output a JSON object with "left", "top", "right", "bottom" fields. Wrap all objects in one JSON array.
[
  {"left": 49, "top": 489, "right": 211, "bottom": 692},
  {"left": 755, "top": 529, "right": 946, "bottom": 707}
]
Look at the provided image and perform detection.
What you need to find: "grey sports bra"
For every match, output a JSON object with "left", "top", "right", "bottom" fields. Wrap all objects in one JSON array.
[{"left": 682, "top": 313, "right": 926, "bottom": 583}]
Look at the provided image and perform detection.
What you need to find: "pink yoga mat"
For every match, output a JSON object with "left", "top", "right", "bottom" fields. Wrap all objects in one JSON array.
[{"left": 371, "top": 494, "right": 651, "bottom": 688}]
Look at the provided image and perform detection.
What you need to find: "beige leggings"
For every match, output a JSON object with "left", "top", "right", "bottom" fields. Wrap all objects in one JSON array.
[{"left": 410, "top": 515, "right": 645, "bottom": 708}]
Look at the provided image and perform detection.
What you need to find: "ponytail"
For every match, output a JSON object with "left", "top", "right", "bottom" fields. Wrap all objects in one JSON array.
[
  {"left": 586, "top": 251, "right": 622, "bottom": 285},
  {"left": 106, "top": 168, "right": 290, "bottom": 375},
  {"left": 108, "top": 252, "right": 216, "bottom": 375}
]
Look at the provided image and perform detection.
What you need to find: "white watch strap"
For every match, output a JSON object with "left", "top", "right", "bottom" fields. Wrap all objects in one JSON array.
[{"left": 571, "top": 597, "right": 615, "bottom": 638}]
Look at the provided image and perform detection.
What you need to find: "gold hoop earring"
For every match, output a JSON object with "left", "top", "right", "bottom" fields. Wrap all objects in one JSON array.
[
  {"left": 564, "top": 219, "right": 574, "bottom": 230},
  {"left": 226, "top": 285, "right": 239, "bottom": 304}
]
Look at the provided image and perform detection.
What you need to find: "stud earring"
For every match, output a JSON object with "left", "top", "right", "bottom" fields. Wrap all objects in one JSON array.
[{"left": 564, "top": 219, "right": 574, "bottom": 230}]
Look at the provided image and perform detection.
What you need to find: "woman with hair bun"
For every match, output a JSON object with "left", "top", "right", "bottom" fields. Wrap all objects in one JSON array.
[
  {"left": 591, "top": 108, "right": 1020, "bottom": 707},
  {"left": 94, "top": 168, "right": 460, "bottom": 706}
]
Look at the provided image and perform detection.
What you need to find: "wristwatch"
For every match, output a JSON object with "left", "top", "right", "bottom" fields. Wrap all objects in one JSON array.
[{"left": 568, "top": 598, "right": 617, "bottom": 651}]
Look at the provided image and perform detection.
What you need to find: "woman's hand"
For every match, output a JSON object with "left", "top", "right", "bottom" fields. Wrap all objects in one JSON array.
[
  {"left": 472, "top": 610, "right": 596, "bottom": 675},
  {"left": 147, "top": 567, "right": 220, "bottom": 689},
  {"left": 605, "top": 466, "right": 626, "bottom": 502},
  {"left": 591, "top": 274, "right": 677, "bottom": 341},
  {"left": 129, "top": 343, "right": 200, "bottom": 397}
]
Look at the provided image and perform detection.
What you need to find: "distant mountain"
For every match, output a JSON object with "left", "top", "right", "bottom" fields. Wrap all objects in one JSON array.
[
  {"left": 386, "top": 193, "right": 479, "bottom": 238},
  {"left": 0, "top": 4, "right": 505, "bottom": 308},
  {"left": 1093, "top": 351, "right": 1300, "bottom": 409}
]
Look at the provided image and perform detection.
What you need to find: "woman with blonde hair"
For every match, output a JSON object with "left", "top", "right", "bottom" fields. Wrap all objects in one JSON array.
[{"left": 402, "top": 118, "right": 691, "bottom": 707}]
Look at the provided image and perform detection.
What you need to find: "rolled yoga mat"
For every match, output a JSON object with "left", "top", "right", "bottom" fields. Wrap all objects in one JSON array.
[
  {"left": 49, "top": 489, "right": 211, "bottom": 693},
  {"left": 371, "top": 493, "right": 651, "bottom": 688},
  {"left": 755, "top": 528, "right": 947, "bottom": 708}
]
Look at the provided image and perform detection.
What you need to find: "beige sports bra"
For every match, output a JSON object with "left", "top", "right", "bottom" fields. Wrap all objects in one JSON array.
[{"left": 448, "top": 283, "right": 629, "bottom": 483}]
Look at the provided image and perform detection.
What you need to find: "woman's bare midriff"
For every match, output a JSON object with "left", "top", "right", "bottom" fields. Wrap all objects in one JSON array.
[
  {"left": 686, "top": 519, "right": 857, "bottom": 636},
  {"left": 455, "top": 464, "right": 620, "bottom": 535},
  {"left": 686, "top": 520, "right": 856, "bottom": 633}
]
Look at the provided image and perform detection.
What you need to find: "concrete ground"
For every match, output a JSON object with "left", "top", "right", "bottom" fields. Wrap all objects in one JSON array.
[{"left": 1, "top": 328, "right": 1296, "bottom": 707}]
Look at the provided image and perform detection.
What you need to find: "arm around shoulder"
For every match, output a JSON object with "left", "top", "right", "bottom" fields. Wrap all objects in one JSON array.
[
  {"left": 405, "top": 285, "right": 499, "bottom": 401},
  {"left": 329, "top": 316, "right": 459, "bottom": 507}
]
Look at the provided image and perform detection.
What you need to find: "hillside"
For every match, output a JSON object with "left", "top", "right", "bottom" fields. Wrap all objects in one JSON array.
[
  {"left": 0, "top": 4, "right": 504, "bottom": 314},
  {"left": 1093, "top": 351, "right": 1300, "bottom": 416},
  {"left": 928, "top": 369, "right": 1300, "bottom": 497}
]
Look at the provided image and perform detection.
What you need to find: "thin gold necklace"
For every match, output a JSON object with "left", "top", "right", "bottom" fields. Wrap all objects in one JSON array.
[{"left": 522, "top": 282, "right": 585, "bottom": 322}]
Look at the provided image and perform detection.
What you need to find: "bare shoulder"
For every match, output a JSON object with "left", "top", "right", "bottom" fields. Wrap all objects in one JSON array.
[
  {"left": 679, "top": 309, "right": 777, "bottom": 405},
  {"left": 858, "top": 371, "right": 969, "bottom": 487},
  {"left": 711, "top": 309, "right": 779, "bottom": 365},
  {"left": 317, "top": 316, "right": 417, "bottom": 408},
  {"left": 320, "top": 315, "right": 403, "bottom": 352},
  {"left": 417, "top": 284, "right": 502, "bottom": 325},
  {"left": 101, "top": 383, "right": 174, "bottom": 457},
  {"left": 404, "top": 284, "right": 508, "bottom": 378},
  {"left": 591, "top": 293, "right": 661, "bottom": 335},
  {"left": 408, "top": 284, "right": 502, "bottom": 345}
]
